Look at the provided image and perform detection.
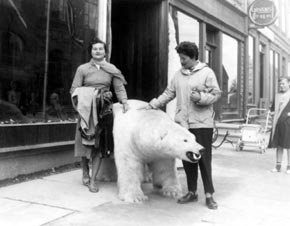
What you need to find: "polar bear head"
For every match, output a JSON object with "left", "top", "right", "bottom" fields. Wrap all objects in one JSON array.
[
  {"left": 156, "top": 121, "right": 203, "bottom": 163},
  {"left": 119, "top": 105, "right": 204, "bottom": 163}
]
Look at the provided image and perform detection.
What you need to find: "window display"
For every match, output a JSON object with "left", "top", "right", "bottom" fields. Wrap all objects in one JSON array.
[
  {"left": 0, "top": 0, "right": 99, "bottom": 123},
  {"left": 248, "top": 36, "right": 255, "bottom": 104},
  {"left": 222, "top": 33, "right": 238, "bottom": 112}
]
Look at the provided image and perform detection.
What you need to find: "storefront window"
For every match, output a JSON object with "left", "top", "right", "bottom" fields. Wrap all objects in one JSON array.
[
  {"left": 282, "top": 57, "right": 286, "bottom": 77},
  {"left": 259, "top": 44, "right": 265, "bottom": 98},
  {"left": 222, "top": 33, "right": 238, "bottom": 112},
  {"left": 274, "top": 52, "right": 280, "bottom": 96},
  {"left": 0, "top": 0, "right": 99, "bottom": 123},
  {"left": 248, "top": 36, "right": 254, "bottom": 104},
  {"left": 275, "top": 52, "right": 280, "bottom": 78},
  {"left": 176, "top": 11, "right": 199, "bottom": 46},
  {"left": 288, "top": 3, "right": 290, "bottom": 38},
  {"left": 288, "top": 61, "right": 290, "bottom": 78},
  {"left": 269, "top": 50, "right": 274, "bottom": 104}
]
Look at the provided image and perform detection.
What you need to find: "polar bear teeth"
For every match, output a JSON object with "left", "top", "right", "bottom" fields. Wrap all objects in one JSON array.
[{"left": 186, "top": 151, "right": 201, "bottom": 163}]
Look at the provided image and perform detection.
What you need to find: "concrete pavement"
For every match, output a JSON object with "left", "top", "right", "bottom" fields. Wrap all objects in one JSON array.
[{"left": 1, "top": 141, "right": 290, "bottom": 226}]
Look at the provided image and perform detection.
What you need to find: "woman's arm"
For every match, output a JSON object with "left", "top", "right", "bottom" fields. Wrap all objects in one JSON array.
[
  {"left": 112, "top": 77, "right": 129, "bottom": 112},
  {"left": 148, "top": 77, "right": 176, "bottom": 109}
]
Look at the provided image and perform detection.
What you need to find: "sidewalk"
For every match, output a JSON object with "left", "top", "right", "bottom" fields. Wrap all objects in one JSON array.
[{"left": 1, "top": 142, "right": 290, "bottom": 226}]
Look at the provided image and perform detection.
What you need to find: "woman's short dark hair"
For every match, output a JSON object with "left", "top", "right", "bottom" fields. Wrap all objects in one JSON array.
[
  {"left": 175, "top": 41, "right": 199, "bottom": 60},
  {"left": 87, "top": 37, "right": 107, "bottom": 55}
]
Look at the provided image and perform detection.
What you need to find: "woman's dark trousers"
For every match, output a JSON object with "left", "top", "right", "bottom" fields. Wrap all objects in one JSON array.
[{"left": 182, "top": 128, "right": 215, "bottom": 194}]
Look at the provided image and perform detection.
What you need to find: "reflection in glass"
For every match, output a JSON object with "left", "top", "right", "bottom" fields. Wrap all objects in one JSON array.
[
  {"left": 259, "top": 44, "right": 265, "bottom": 98},
  {"left": 275, "top": 52, "right": 280, "bottom": 78},
  {"left": 288, "top": 61, "right": 290, "bottom": 79},
  {"left": 248, "top": 36, "right": 254, "bottom": 104},
  {"left": 222, "top": 33, "right": 238, "bottom": 111},
  {"left": 205, "top": 48, "right": 212, "bottom": 67},
  {"left": 270, "top": 50, "right": 274, "bottom": 104},
  {"left": 0, "top": 0, "right": 99, "bottom": 123},
  {"left": 176, "top": 11, "right": 199, "bottom": 46},
  {"left": 282, "top": 57, "right": 286, "bottom": 77}
]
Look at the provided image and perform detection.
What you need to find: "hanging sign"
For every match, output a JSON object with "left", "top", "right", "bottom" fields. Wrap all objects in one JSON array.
[{"left": 248, "top": 0, "right": 277, "bottom": 26}]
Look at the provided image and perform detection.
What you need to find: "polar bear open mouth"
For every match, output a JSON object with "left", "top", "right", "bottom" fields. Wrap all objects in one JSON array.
[{"left": 186, "top": 151, "right": 202, "bottom": 163}]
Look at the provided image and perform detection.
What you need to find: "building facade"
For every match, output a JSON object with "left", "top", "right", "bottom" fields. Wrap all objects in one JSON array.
[
  {"left": 248, "top": 0, "right": 290, "bottom": 110},
  {"left": 168, "top": 0, "right": 249, "bottom": 120},
  {"left": 1, "top": 0, "right": 290, "bottom": 179}
]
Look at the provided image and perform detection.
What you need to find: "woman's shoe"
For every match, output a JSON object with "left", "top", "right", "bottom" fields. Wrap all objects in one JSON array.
[
  {"left": 177, "top": 192, "right": 198, "bottom": 204},
  {"left": 206, "top": 197, "right": 218, "bottom": 210},
  {"left": 82, "top": 174, "right": 90, "bottom": 186},
  {"left": 271, "top": 168, "right": 281, "bottom": 173},
  {"left": 88, "top": 181, "right": 99, "bottom": 193}
]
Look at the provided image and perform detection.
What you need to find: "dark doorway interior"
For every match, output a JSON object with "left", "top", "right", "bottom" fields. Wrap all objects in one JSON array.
[{"left": 111, "top": 0, "right": 167, "bottom": 101}]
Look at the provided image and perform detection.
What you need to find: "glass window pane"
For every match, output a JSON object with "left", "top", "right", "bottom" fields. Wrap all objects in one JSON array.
[
  {"left": 275, "top": 52, "right": 280, "bottom": 78},
  {"left": 0, "top": 0, "right": 99, "bottom": 123},
  {"left": 273, "top": 52, "right": 280, "bottom": 97},
  {"left": 248, "top": 36, "right": 254, "bottom": 104},
  {"left": 176, "top": 11, "right": 199, "bottom": 46},
  {"left": 259, "top": 44, "right": 265, "bottom": 98},
  {"left": 282, "top": 57, "right": 286, "bottom": 77},
  {"left": 288, "top": 61, "right": 290, "bottom": 78},
  {"left": 269, "top": 50, "right": 274, "bottom": 103},
  {"left": 222, "top": 33, "right": 238, "bottom": 112}
]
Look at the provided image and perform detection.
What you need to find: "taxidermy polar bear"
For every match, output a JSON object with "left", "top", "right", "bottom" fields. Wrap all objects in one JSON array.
[{"left": 113, "top": 100, "right": 204, "bottom": 203}]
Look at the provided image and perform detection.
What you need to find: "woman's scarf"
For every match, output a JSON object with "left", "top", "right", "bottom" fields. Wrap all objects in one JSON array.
[{"left": 96, "top": 60, "right": 127, "bottom": 85}]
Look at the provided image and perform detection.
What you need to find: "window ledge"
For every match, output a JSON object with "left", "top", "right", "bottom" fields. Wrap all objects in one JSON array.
[{"left": 0, "top": 141, "right": 75, "bottom": 154}]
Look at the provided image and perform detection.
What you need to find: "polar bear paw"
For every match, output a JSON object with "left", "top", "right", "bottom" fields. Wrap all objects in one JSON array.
[
  {"left": 159, "top": 186, "right": 181, "bottom": 198},
  {"left": 120, "top": 192, "right": 149, "bottom": 203}
]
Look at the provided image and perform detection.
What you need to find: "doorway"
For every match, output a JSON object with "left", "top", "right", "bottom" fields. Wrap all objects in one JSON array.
[{"left": 110, "top": 0, "right": 168, "bottom": 101}]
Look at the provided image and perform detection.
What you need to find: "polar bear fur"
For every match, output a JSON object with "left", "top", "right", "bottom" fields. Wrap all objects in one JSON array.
[{"left": 113, "top": 100, "right": 203, "bottom": 203}]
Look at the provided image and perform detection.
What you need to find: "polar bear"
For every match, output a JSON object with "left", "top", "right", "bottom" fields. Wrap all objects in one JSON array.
[{"left": 113, "top": 100, "right": 204, "bottom": 203}]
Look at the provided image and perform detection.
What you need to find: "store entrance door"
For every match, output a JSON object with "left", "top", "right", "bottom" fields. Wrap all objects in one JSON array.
[{"left": 110, "top": 0, "right": 168, "bottom": 102}]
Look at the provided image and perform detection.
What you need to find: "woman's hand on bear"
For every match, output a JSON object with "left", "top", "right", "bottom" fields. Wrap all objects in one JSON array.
[
  {"left": 122, "top": 100, "right": 130, "bottom": 113},
  {"left": 145, "top": 104, "right": 153, "bottom": 110}
]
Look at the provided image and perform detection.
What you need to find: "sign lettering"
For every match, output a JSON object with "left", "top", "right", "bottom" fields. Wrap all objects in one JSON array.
[{"left": 248, "top": 0, "right": 277, "bottom": 26}]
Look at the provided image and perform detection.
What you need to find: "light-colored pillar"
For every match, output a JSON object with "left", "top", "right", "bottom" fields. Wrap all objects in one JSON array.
[
  {"left": 166, "top": 13, "right": 179, "bottom": 120},
  {"left": 98, "top": 0, "right": 107, "bottom": 42}
]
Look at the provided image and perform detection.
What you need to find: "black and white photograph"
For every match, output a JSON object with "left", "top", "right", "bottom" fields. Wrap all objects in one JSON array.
[{"left": 1, "top": 0, "right": 290, "bottom": 225}]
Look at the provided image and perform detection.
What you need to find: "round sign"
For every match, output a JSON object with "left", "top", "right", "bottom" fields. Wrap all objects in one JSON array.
[{"left": 248, "top": 0, "right": 277, "bottom": 26}]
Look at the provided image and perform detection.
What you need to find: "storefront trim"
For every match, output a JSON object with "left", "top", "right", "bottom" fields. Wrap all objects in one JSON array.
[
  {"left": 169, "top": 0, "right": 248, "bottom": 40},
  {"left": 0, "top": 121, "right": 76, "bottom": 148},
  {"left": 0, "top": 141, "right": 74, "bottom": 154}
]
